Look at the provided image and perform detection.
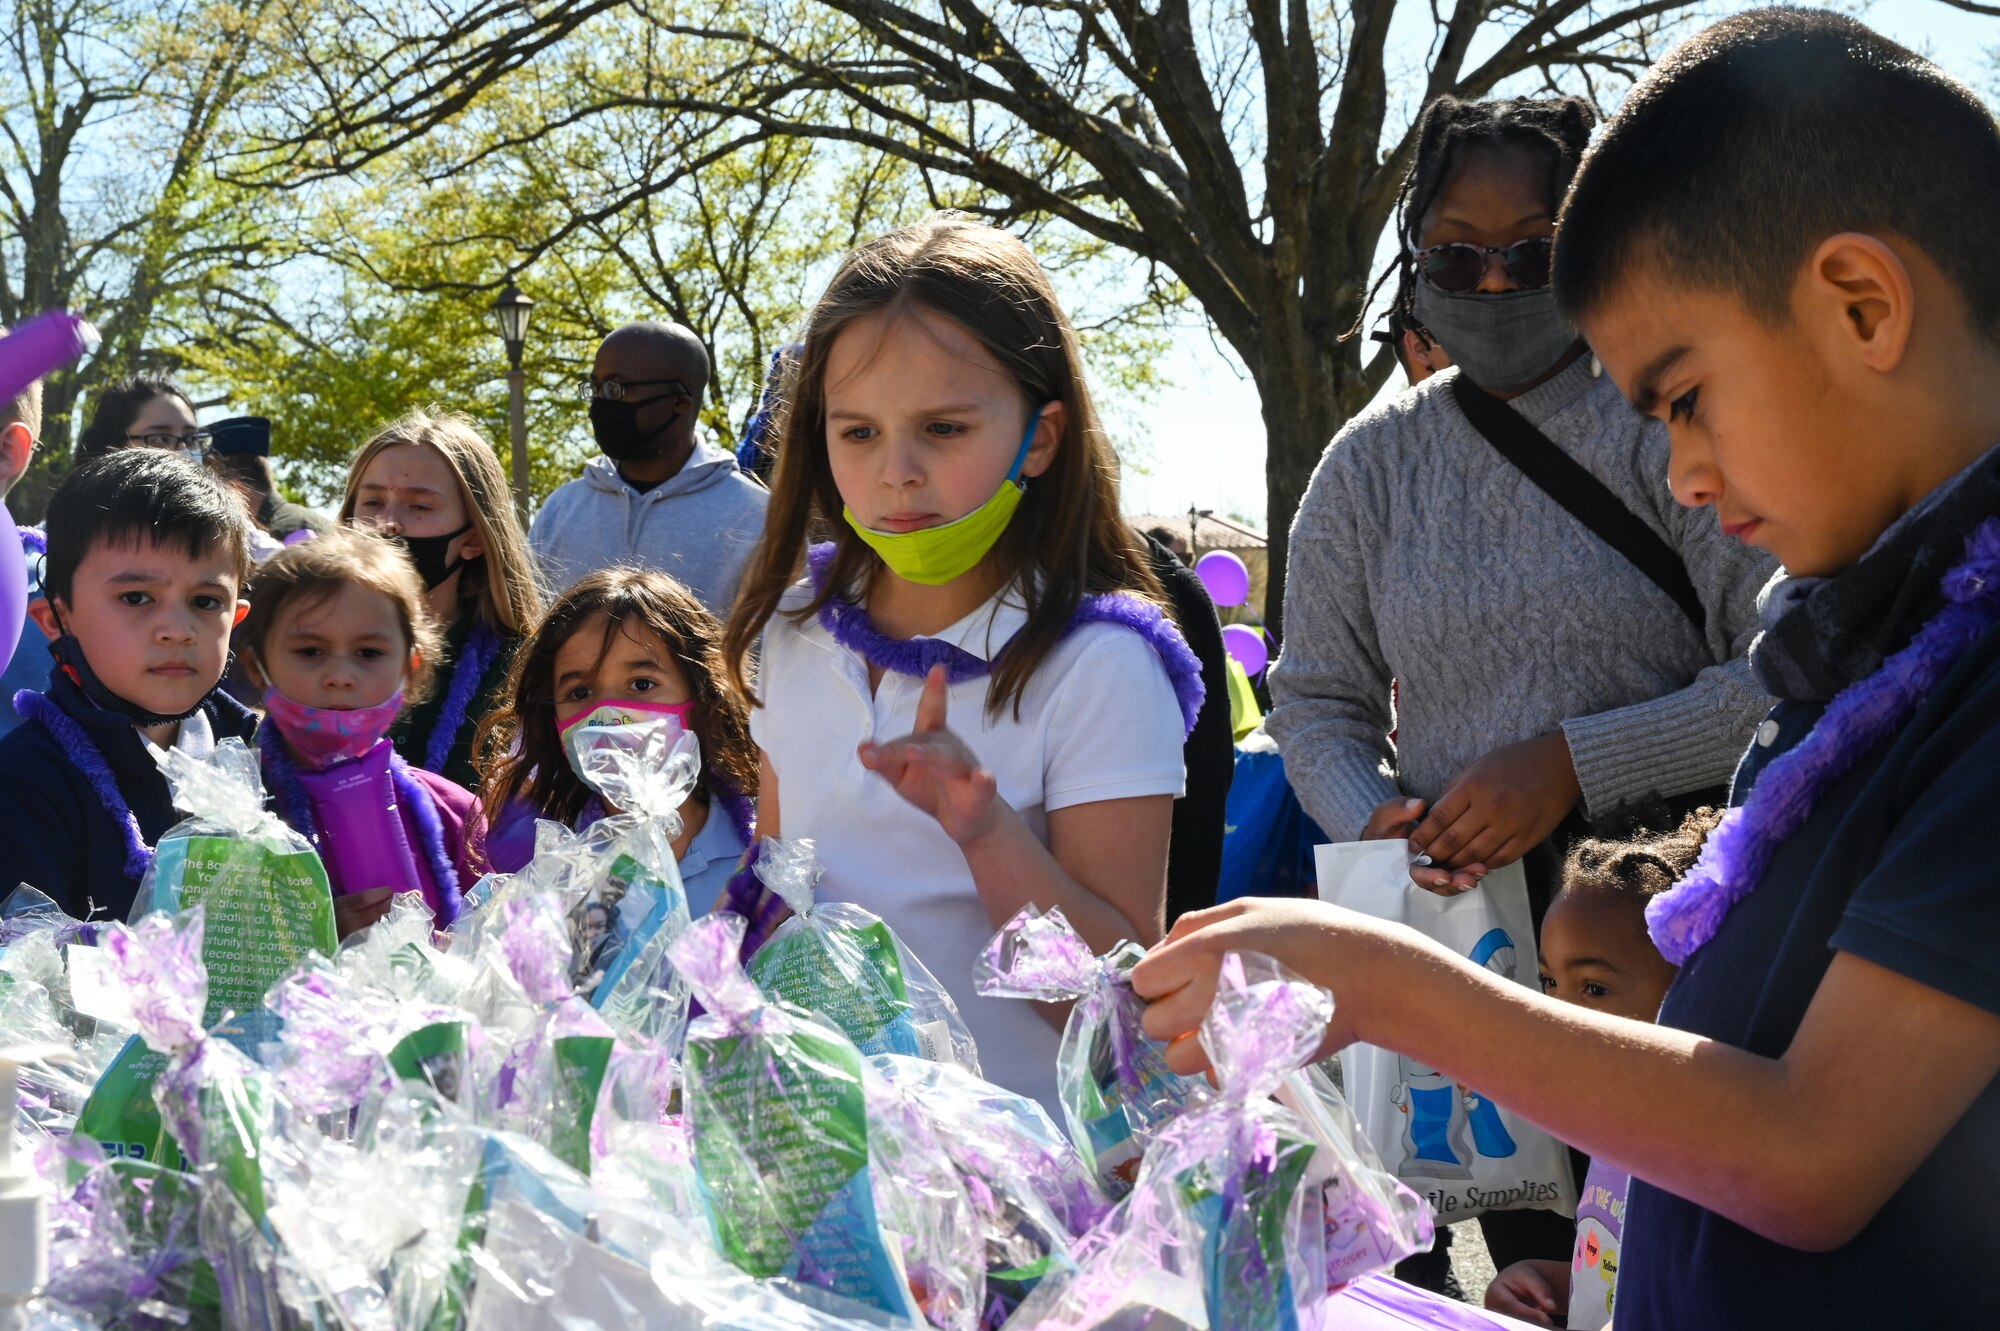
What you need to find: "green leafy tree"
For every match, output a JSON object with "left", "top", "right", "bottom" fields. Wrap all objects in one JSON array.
[
  {"left": 0, "top": 0, "right": 288, "bottom": 518},
  {"left": 220, "top": 0, "right": 2000, "bottom": 635}
]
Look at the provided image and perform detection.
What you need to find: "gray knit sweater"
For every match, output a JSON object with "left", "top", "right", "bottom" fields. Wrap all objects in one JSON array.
[{"left": 1268, "top": 359, "right": 1777, "bottom": 843}]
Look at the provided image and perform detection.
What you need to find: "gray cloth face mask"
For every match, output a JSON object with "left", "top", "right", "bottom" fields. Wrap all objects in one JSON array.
[{"left": 1410, "top": 281, "right": 1581, "bottom": 394}]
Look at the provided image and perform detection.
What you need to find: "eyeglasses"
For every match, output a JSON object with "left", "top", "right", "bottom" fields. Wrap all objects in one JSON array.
[
  {"left": 126, "top": 430, "right": 213, "bottom": 456},
  {"left": 1413, "top": 237, "right": 1555, "bottom": 293},
  {"left": 574, "top": 378, "right": 687, "bottom": 403}
]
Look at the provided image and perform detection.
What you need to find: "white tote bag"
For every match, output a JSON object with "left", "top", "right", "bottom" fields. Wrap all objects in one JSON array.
[{"left": 1316, "top": 840, "right": 1577, "bottom": 1224}]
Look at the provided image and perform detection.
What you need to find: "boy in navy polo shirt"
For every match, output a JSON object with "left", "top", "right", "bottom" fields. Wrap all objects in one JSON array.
[
  {"left": 1130, "top": 11, "right": 2000, "bottom": 1327},
  {"left": 0, "top": 449, "right": 254, "bottom": 921}
]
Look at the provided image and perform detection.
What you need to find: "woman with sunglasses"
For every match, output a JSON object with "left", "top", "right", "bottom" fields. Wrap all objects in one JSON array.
[
  {"left": 1267, "top": 94, "right": 1776, "bottom": 1286},
  {"left": 527, "top": 320, "right": 769, "bottom": 611},
  {"left": 76, "top": 376, "right": 209, "bottom": 462}
]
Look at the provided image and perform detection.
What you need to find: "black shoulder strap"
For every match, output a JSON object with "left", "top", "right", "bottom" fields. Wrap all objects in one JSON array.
[{"left": 1451, "top": 372, "right": 1707, "bottom": 636}]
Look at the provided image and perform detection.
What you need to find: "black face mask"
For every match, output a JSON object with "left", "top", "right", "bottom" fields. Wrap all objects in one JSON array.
[
  {"left": 590, "top": 396, "right": 681, "bottom": 463},
  {"left": 392, "top": 523, "right": 474, "bottom": 590},
  {"left": 47, "top": 615, "right": 207, "bottom": 729}
]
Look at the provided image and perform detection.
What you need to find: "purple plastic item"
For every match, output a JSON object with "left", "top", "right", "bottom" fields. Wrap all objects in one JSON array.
[
  {"left": 292, "top": 740, "right": 425, "bottom": 899},
  {"left": 0, "top": 311, "right": 94, "bottom": 407},
  {"left": 1316, "top": 1276, "right": 1518, "bottom": 1328}
]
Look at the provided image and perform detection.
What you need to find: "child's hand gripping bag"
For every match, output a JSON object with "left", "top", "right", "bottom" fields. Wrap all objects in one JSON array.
[
  {"left": 868, "top": 1053, "right": 1110, "bottom": 1330},
  {"left": 671, "top": 913, "right": 981, "bottom": 1328},
  {"left": 744, "top": 838, "right": 981, "bottom": 1073},
  {"left": 973, "top": 905, "right": 1207, "bottom": 1200},
  {"left": 1008, "top": 952, "right": 1429, "bottom": 1331},
  {"left": 1316, "top": 841, "right": 1578, "bottom": 1223},
  {"left": 563, "top": 719, "right": 701, "bottom": 1043}
]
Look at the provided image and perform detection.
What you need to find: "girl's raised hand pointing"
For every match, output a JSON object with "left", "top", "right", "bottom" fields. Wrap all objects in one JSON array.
[{"left": 859, "top": 665, "right": 1003, "bottom": 845}]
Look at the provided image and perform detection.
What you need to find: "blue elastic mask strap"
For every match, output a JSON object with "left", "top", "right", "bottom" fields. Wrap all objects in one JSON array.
[{"left": 1007, "top": 407, "right": 1045, "bottom": 484}]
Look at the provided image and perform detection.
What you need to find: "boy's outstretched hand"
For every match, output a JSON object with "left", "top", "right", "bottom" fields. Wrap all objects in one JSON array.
[
  {"left": 1485, "top": 1258, "right": 1570, "bottom": 1327},
  {"left": 860, "top": 665, "right": 1003, "bottom": 846},
  {"left": 1130, "top": 897, "right": 1390, "bottom": 1076}
]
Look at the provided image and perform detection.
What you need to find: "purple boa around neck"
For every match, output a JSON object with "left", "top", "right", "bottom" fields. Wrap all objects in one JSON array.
[
  {"left": 19, "top": 526, "right": 44, "bottom": 557},
  {"left": 1649, "top": 517, "right": 2000, "bottom": 964},
  {"left": 14, "top": 688, "right": 152, "bottom": 888},
  {"left": 261, "top": 725, "right": 463, "bottom": 925},
  {"left": 427, "top": 619, "right": 502, "bottom": 773},
  {"left": 805, "top": 542, "right": 1206, "bottom": 736}
]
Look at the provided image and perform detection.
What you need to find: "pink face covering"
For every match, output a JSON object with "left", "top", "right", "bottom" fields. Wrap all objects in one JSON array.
[
  {"left": 263, "top": 686, "right": 405, "bottom": 770},
  {"left": 559, "top": 697, "right": 694, "bottom": 778}
]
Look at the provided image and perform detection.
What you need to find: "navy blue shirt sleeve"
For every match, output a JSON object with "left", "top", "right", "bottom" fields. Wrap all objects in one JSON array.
[{"left": 1832, "top": 671, "right": 2000, "bottom": 1016}]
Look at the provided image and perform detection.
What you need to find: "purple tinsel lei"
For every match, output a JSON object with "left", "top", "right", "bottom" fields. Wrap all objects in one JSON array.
[
  {"left": 15, "top": 688, "right": 153, "bottom": 887},
  {"left": 1648, "top": 517, "right": 2000, "bottom": 965},
  {"left": 426, "top": 619, "right": 503, "bottom": 773},
  {"left": 806, "top": 542, "right": 1206, "bottom": 736}
]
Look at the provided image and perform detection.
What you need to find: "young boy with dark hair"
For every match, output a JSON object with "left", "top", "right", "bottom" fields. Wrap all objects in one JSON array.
[
  {"left": 0, "top": 448, "right": 254, "bottom": 921},
  {"left": 1131, "top": 10, "right": 2000, "bottom": 1327}
]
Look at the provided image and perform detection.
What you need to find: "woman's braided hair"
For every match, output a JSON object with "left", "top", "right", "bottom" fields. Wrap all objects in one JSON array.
[{"left": 1361, "top": 94, "right": 1597, "bottom": 346}]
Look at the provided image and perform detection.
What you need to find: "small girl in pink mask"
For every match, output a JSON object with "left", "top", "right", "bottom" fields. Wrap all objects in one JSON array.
[
  {"left": 238, "top": 528, "right": 486, "bottom": 936},
  {"left": 476, "top": 567, "right": 758, "bottom": 912}
]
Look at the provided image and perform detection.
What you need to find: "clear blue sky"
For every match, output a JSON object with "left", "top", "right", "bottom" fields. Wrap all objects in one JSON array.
[{"left": 1113, "top": 0, "right": 2000, "bottom": 532}]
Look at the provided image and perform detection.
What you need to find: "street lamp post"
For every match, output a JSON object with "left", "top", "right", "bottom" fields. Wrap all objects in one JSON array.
[{"left": 490, "top": 282, "right": 535, "bottom": 524}]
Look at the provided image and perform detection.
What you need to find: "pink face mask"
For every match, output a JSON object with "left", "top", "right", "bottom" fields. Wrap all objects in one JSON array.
[
  {"left": 559, "top": 698, "right": 694, "bottom": 777},
  {"left": 263, "top": 687, "right": 405, "bottom": 770}
]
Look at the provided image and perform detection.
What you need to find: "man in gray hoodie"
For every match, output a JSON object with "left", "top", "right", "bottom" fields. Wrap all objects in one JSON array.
[{"left": 531, "top": 321, "right": 769, "bottom": 611}]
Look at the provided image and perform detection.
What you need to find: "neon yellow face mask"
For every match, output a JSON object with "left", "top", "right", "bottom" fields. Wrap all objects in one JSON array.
[{"left": 842, "top": 408, "right": 1043, "bottom": 586}]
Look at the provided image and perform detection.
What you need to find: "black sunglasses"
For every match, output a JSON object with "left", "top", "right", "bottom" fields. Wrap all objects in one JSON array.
[{"left": 1413, "top": 237, "right": 1554, "bottom": 293}]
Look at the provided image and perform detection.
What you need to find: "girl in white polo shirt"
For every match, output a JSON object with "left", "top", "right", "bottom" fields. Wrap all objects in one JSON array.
[{"left": 724, "top": 216, "right": 1203, "bottom": 1111}]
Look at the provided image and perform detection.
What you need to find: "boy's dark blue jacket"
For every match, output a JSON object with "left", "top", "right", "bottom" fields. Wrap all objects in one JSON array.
[
  {"left": 0, "top": 664, "right": 258, "bottom": 922},
  {"left": 1618, "top": 453, "right": 2000, "bottom": 1328}
]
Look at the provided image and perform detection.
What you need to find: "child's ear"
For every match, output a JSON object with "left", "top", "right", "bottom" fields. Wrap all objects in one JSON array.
[
  {"left": 26, "top": 598, "right": 59, "bottom": 642},
  {"left": 238, "top": 649, "right": 267, "bottom": 691},
  {"left": 1020, "top": 401, "right": 1068, "bottom": 481},
  {"left": 458, "top": 528, "right": 484, "bottom": 561},
  {"left": 233, "top": 600, "right": 250, "bottom": 627},
  {"left": 1805, "top": 232, "right": 1914, "bottom": 375},
  {"left": 0, "top": 422, "right": 34, "bottom": 490}
]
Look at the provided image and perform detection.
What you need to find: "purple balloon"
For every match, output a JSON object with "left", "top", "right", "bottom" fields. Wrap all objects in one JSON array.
[
  {"left": 0, "top": 312, "right": 95, "bottom": 409},
  {"left": 1195, "top": 550, "right": 1251, "bottom": 608},
  {"left": 0, "top": 502, "right": 22, "bottom": 676},
  {"left": 1222, "top": 623, "right": 1268, "bottom": 678}
]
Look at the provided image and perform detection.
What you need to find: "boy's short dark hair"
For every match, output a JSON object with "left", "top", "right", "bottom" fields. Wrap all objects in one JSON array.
[
  {"left": 44, "top": 449, "right": 252, "bottom": 605},
  {"left": 1555, "top": 7, "right": 2000, "bottom": 344}
]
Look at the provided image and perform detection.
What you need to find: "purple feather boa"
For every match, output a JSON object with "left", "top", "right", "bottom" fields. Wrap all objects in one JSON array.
[
  {"left": 260, "top": 726, "right": 463, "bottom": 926},
  {"left": 426, "top": 619, "right": 502, "bottom": 773},
  {"left": 1649, "top": 517, "right": 2000, "bottom": 964},
  {"left": 18, "top": 526, "right": 44, "bottom": 557},
  {"left": 805, "top": 542, "right": 1206, "bottom": 736},
  {"left": 14, "top": 688, "right": 152, "bottom": 887}
]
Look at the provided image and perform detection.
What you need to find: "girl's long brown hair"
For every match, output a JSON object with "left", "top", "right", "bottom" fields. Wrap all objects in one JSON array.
[
  {"left": 338, "top": 410, "right": 544, "bottom": 637},
  {"left": 722, "top": 215, "right": 1164, "bottom": 718},
  {"left": 477, "top": 567, "right": 759, "bottom": 828}
]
